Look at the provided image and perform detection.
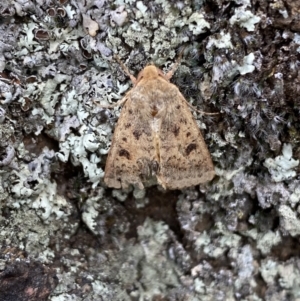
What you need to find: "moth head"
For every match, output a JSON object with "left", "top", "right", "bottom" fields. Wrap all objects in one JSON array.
[{"left": 136, "top": 65, "right": 168, "bottom": 83}]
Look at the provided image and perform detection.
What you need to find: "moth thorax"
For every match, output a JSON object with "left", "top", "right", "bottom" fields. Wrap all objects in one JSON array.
[{"left": 142, "top": 65, "right": 159, "bottom": 79}]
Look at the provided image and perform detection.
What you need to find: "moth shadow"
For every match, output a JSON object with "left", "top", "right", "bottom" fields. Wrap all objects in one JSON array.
[{"left": 124, "top": 187, "right": 182, "bottom": 240}]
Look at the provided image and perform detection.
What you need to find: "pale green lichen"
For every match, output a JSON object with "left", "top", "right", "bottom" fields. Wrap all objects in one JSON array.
[
  {"left": 188, "top": 12, "right": 210, "bottom": 35},
  {"left": 57, "top": 129, "right": 104, "bottom": 187},
  {"left": 289, "top": 186, "right": 300, "bottom": 207},
  {"left": 133, "top": 219, "right": 182, "bottom": 297},
  {"left": 256, "top": 231, "right": 281, "bottom": 254},
  {"left": 196, "top": 222, "right": 241, "bottom": 258},
  {"left": 236, "top": 52, "right": 256, "bottom": 75},
  {"left": 229, "top": 7, "right": 261, "bottom": 31},
  {"left": 260, "top": 258, "right": 300, "bottom": 299},
  {"left": 206, "top": 31, "right": 233, "bottom": 50},
  {"left": 210, "top": 167, "right": 250, "bottom": 201},
  {"left": 9, "top": 166, "right": 71, "bottom": 220},
  {"left": 112, "top": 188, "right": 131, "bottom": 202},
  {"left": 0, "top": 176, "right": 8, "bottom": 202},
  {"left": 40, "top": 75, "right": 72, "bottom": 116},
  {"left": 260, "top": 259, "right": 278, "bottom": 285},
  {"left": 278, "top": 205, "right": 300, "bottom": 237},
  {"left": 264, "top": 144, "right": 299, "bottom": 182}
]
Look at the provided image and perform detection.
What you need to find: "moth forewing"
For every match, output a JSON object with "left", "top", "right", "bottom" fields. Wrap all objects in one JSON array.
[{"left": 103, "top": 63, "right": 215, "bottom": 190}]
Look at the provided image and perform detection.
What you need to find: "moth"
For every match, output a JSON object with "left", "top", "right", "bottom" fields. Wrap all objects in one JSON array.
[{"left": 101, "top": 57, "right": 215, "bottom": 190}]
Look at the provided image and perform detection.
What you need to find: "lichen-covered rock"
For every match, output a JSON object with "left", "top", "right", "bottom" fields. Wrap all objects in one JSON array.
[{"left": 0, "top": 0, "right": 300, "bottom": 300}]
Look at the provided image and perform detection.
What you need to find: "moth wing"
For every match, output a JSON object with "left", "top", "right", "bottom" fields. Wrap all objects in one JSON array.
[
  {"left": 157, "top": 91, "right": 215, "bottom": 189},
  {"left": 104, "top": 93, "right": 156, "bottom": 189}
]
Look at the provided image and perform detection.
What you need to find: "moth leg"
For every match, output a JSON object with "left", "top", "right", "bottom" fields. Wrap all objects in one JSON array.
[
  {"left": 93, "top": 97, "right": 127, "bottom": 109},
  {"left": 113, "top": 55, "right": 137, "bottom": 84}
]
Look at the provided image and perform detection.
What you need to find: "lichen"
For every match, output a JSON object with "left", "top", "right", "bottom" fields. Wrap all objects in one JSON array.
[
  {"left": 229, "top": 7, "right": 261, "bottom": 31},
  {"left": 264, "top": 143, "right": 299, "bottom": 182},
  {"left": 1, "top": 0, "right": 300, "bottom": 300}
]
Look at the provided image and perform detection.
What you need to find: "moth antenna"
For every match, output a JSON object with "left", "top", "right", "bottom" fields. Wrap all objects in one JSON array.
[
  {"left": 165, "top": 48, "right": 185, "bottom": 80},
  {"left": 113, "top": 55, "right": 137, "bottom": 84},
  {"left": 186, "top": 102, "right": 219, "bottom": 116}
]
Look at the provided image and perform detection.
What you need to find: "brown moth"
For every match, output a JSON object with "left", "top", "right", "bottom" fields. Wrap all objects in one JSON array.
[{"left": 103, "top": 59, "right": 215, "bottom": 190}]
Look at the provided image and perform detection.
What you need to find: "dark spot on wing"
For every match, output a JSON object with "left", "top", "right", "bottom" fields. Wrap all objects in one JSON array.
[
  {"left": 125, "top": 123, "right": 131, "bottom": 129},
  {"left": 119, "top": 149, "right": 130, "bottom": 159},
  {"left": 176, "top": 105, "right": 181, "bottom": 109},
  {"left": 186, "top": 132, "right": 191, "bottom": 137},
  {"left": 133, "top": 130, "right": 142, "bottom": 140},
  {"left": 173, "top": 125, "right": 180, "bottom": 137},
  {"left": 129, "top": 109, "right": 133, "bottom": 114},
  {"left": 122, "top": 137, "right": 127, "bottom": 142},
  {"left": 186, "top": 143, "right": 197, "bottom": 155},
  {"left": 180, "top": 118, "right": 187, "bottom": 124}
]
